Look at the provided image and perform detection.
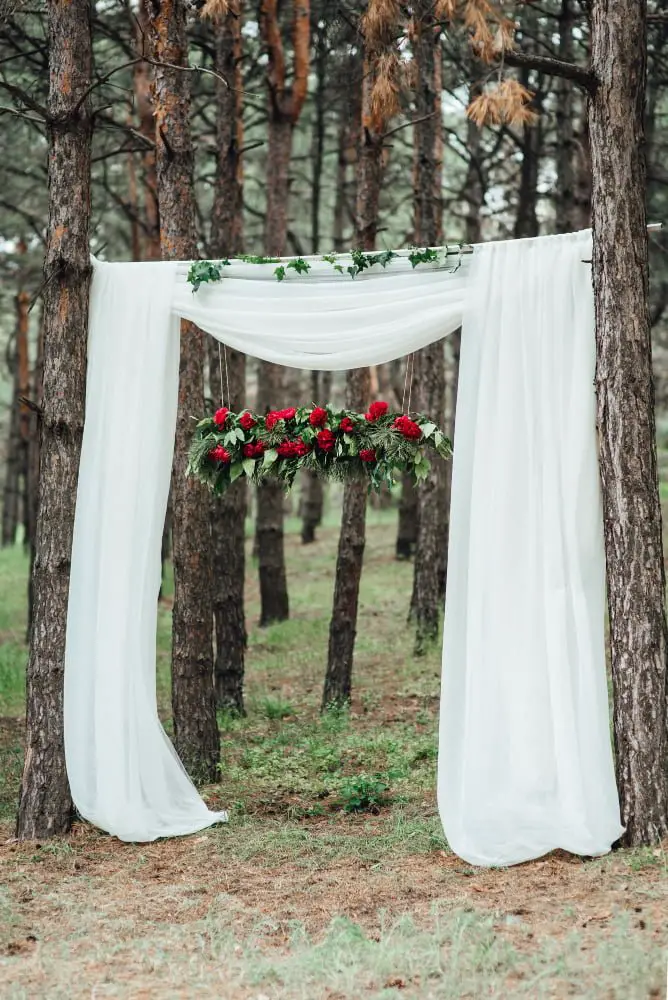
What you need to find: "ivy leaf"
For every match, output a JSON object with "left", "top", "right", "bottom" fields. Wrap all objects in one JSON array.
[
  {"left": 263, "top": 448, "right": 278, "bottom": 467},
  {"left": 230, "top": 462, "right": 244, "bottom": 483},
  {"left": 288, "top": 257, "right": 311, "bottom": 276},
  {"left": 274, "top": 266, "right": 286, "bottom": 282}
]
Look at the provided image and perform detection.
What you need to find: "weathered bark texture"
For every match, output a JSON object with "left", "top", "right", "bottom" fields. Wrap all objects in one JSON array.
[
  {"left": 555, "top": 0, "right": 578, "bottom": 233},
  {"left": 148, "top": 0, "right": 219, "bottom": 782},
  {"left": 208, "top": 0, "right": 247, "bottom": 713},
  {"left": 410, "top": 2, "right": 446, "bottom": 652},
  {"left": 590, "top": 0, "right": 668, "bottom": 845},
  {"left": 16, "top": 0, "right": 93, "bottom": 839},
  {"left": 322, "top": 366, "right": 370, "bottom": 709},
  {"left": 255, "top": 0, "right": 310, "bottom": 624},
  {"left": 27, "top": 314, "right": 44, "bottom": 638},
  {"left": 134, "top": 1, "right": 161, "bottom": 260}
]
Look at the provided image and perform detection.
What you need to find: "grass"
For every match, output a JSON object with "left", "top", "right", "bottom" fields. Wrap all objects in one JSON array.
[{"left": 1, "top": 503, "right": 668, "bottom": 998}]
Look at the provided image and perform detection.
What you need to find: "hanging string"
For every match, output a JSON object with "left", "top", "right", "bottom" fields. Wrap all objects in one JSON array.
[
  {"left": 218, "top": 342, "right": 230, "bottom": 409},
  {"left": 401, "top": 353, "right": 415, "bottom": 415}
]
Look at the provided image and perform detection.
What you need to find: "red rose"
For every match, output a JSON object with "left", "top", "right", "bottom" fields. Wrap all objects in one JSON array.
[
  {"left": 214, "top": 407, "right": 229, "bottom": 427},
  {"left": 365, "top": 401, "right": 389, "bottom": 422},
  {"left": 339, "top": 416, "right": 354, "bottom": 433},
  {"left": 239, "top": 411, "right": 256, "bottom": 431},
  {"left": 316, "top": 428, "right": 336, "bottom": 452},
  {"left": 359, "top": 449, "right": 376, "bottom": 463},
  {"left": 266, "top": 407, "right": 296, "bottom": 431},
  {"left": 393, "top": 415, "right": 422, "bottom": 440},
  {"left": 276, "top": 437, "right": 310, "bottom": 458},
  {"left": 294, "top": 437, "right": 311, "bottom": 457},
  {"left": 309, "top": 406, "right": 328, "bottom": 427},
  {"left": 209, "top": 444, "right": 231, "bottom": 464},
  {"left": 243, "top": 442, "right": 265, "bottom": 458}
]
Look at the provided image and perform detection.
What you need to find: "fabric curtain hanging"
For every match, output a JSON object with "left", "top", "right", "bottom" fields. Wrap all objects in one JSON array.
[{"left": 64, "top": 230, "right": 623, "bottom": 863}]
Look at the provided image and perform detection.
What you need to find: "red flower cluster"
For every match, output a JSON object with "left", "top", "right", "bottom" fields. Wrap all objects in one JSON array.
[
  {"left": 214, "top": 407, "right": 229, "bottom": 428},
  {"left": 316, "top": 428, "right": 336, "bottom": 452},
  {"left": 339, "top": 416, "right": 354, "bottom": 433},
  {"left": 209, "top": 444, "right": 231, "bottom": 464},
  {"left": 243, "top": 442, "right": 265, "bottom": 459},
  {"left": 266, "top": 407, "right": 297, "bottom": 430},
  {"left": 393, "top": 415, "right": 422, "bottom": 440},
  {"left": 365, "top": 400, "right": 388, "bottom": 422},
  {"left": 359, "top": 448, "right": 376, "bottom": 463},
  {"left": 277, "top": 438, "right": 311, "bottom": 458},
  {"left": 239, "top": 411, "right": 256, "bottom": 431},
  {"left": 309, "top": 406, "right": 328, "bottom": 427}
]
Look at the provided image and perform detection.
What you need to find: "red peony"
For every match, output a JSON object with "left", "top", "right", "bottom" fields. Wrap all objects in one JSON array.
[
  {"left": 239, "top": 411, "right": 256, "bottom": 431},
  {"left": 309, "top": 406, "right": 328, "bottom": 427},
  {"left": 266, "top": 407, "right": 297, "bottom": 431},
  {"left": 316, "top": 428, "right": 336, "bottom": 452},
  {"left": 214, "top": 407, "right": 229, "bottom": 427},
  {"left": 393, "top": 415, "right": 422, "bottom": 440},
  {"left": 209, "top": 444, "right": 231, "bottom": 464},
  {"left": 359, "top": 448, "right": 377, "bottom": 463},
  {"left": 339, "top": 416, "right": 354, "bottom": 433},
  {"left": 243, "top": 441, "right": 265, "bottom": 459},
  {"left": 277, "top": 437, "right": 311, "bottom": 459},
  {"left": 365, "top": 401, "right": 389, "bottom": 422}
]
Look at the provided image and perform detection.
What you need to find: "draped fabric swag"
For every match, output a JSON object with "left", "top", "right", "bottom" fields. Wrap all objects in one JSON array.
[{"left": 64, "top": 230, "right": 623, "bottom": 863}]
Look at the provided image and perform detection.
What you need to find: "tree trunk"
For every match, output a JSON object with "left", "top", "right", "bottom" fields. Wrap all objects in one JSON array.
[
  {"left": 396, "top": 472, "right": 418, "bottom": 559},
  {"left": 134, "top": 0, "right": 161, "bottom": 261},
  {"left": 255, "top": 114, "right": 293, "bottom": 624},
  {"left": 410, "top": 2, "right": 446, "bottom": 650},
  {"left": 555, "top": 0, "right": 578, "bottom": 234},
  {"left": 590, "top": 0, "right": 668, "bottom": 845},
  {"left": 301, "top": 371, "right": 325, "bottom": 544},
  {"left": 27, "top": 314, "right": 44, "bottom": 639},
  {"left": 148, "top": 0, "right": 219, "bottom": 783},
  {"left": 322, "top": 53, "right": 373, "bottom": 711},
  {"left": 2, "top": 351, "right": 20, "bottom": 547},
  {"left": 322, "top": 365, "right": 370, "bottom": 709},
  {"left": 208, "top": 0, "right": 247, "bottom": 713},
  {"left": 16, "top": 0, "right": 93, "bottom": 839}
]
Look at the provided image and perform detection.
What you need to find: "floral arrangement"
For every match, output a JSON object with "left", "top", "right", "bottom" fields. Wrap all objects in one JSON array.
[{"left": 187, "top": 401, "right": 452, "bottom": 495}]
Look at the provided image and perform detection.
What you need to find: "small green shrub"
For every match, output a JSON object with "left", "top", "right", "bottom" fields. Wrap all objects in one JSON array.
[{"left": 339, "top": 773, "right": 390, "bottom": 813}]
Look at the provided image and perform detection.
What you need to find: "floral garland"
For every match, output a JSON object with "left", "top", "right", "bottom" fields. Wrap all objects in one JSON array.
[{"left": 187, "top": 401, "right": 452, "bottom": 495}]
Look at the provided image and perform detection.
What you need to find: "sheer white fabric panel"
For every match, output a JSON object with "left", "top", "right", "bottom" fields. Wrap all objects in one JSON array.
[
  {"left": 172, "top": 261, "right": 469, "bottom": 370},
  {"left": 437, "top": 231, "right": 624, "bottom": 866},
  {"left": 65, "top": 261, "right": 228, "bottom": 841}
]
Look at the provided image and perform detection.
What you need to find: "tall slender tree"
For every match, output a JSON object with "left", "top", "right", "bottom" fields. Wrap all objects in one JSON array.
[
  {"left": 16, "top": 0, "right": 93, "bottom": 839},
  {"left": 148, "top": 0, "right": 220, "bottom": 782},
  {"left": 411, "top": 0, "right": 446, "bottom": 654},
  {"left": 590, "top": 0, "right": 668, "bottom": 844},
  {"left": 207, "top": 0, "right": 248, "bottom": 714},
  {"left": 255, "top": 0, "right": 310, "bottom": 625}
]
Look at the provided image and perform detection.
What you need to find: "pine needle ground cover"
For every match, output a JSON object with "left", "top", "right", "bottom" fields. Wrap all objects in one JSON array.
[{"left": 1, "top": 509, "right": 667, "bottom": 998}]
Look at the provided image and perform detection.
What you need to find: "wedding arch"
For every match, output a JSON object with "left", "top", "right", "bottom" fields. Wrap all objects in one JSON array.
[{"left": 64, "top": 228, "right": 624, "bottom": 866}]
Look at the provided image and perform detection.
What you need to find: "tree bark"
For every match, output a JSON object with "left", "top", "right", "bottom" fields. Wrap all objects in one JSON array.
[
  {"left": 396, "top": 471, "right": 418, "bottom": 559},
  {"left": 301, "top": 371, "right": 325, "bottom": 544},
  {"left": 255, "top": 0, "right": 310, "bottom": 625},
  {"left": 148, "top": 0, "right": 219, "bottom": 783},
  {"left": 590, "top": 0, "right": 668, "bottom": 845},
  {"left": 322, "top": 365, "right": 370, "bottom": 709},
  {"left": 410, "top": 2, "right": 446, "bottom": 651},
  {"left": 2, "top": 345, "right": 20, "bottom": 547},
  {"left": 16, "top": 0, "right": 93, "bottom": 839},
  {"left": 134, "top": 0, "right": 161, "bottom": 260},
  {"left": 207, "top": 0, "right": 247, "bottom": 713}
]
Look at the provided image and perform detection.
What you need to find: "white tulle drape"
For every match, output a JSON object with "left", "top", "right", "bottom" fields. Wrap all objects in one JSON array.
[
  {"left": 437, "top": 232, "right": 624, "bottom": 864},
  {"left": 64, "top": 231, "right": 623, "bottom": 861}
]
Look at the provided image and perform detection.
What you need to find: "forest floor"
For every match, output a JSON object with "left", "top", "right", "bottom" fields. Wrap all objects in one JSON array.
[{"left": 1, "top": 507, "right": 668, "bottom": 999}]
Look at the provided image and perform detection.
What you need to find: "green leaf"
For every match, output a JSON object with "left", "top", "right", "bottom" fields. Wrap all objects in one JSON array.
[
  {"left": 230, "top": 462, "right": 244, "bottom": 483},
  {"left": 274, "top": 266, "right": 286, "bottom": 282},
  {"left": 421, "top": 422, "right": 437, "bottom": 439},
  {"left": 263, "top": 448, "right": 278, "bottom": 467},
  {"left": 287, "top": 257, "right": 311, "bottom": 276},
  {"left": 235, "top": 427, "right": 245, "bottom": 441},
  {"left": 224, "top": 431, "right": 237, "bottom": 447},
  {"left": 242, "top": 458, "right": 256, "bottom": 478}
]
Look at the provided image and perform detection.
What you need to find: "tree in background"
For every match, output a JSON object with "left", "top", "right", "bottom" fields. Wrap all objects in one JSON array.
[
  {"left": 205, "top": 0, "right": 248, "bottom": 714},
  {"left": 16, "top": 0, "right": 93, "bottom": 838},
  {"left": 255, "top": 0, "right": 310, "bottom": 625},
  {"left": 147, "top": 0, "right": 220, "bottom": 782},
  {"left": 410, "top": 0, "right": 446, "bottom": 654}
]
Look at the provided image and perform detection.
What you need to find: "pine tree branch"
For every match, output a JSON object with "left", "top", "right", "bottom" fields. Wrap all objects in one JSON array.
[{"left": 502, "top": 49, "right": 597, "bottom": 94}]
